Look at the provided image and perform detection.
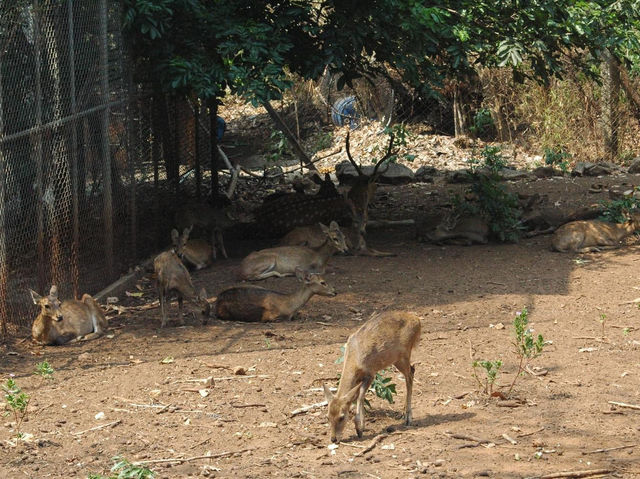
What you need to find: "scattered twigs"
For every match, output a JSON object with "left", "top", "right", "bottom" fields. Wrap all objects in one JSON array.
[
  {"left": 608, "top": 400, "right": 640, "bottom": 410},
  {"left": 71, "top": 420, "right": 121, "bottom": 436},
  {"left": 290, "top": 401, "right": 327, "bottom": 417},
  {"left": 525, "top": 469, "right": 613, "bottom": 479},
  {"left": 518, "top": 426, "right": 545, "bottom": 438},
  {"left": 582, "top": 444, "right": 637, "bottom": 455},
  {"left": 133, "top": 448, "right": 255, "bottom": 466},
  {"left": 502, "top": 433, "right": 517, "bottom": 445},
  {"left": 231, "top": 403, "right": 266, "bottom": 409},
  {"left": 354, "top": 432, "right": 392, "bottom": 457},
  {"left": 444, "top": 431, "right": 493, "bottom": 449}
]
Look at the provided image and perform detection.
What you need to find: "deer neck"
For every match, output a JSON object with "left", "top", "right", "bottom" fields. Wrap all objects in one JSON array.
[
  {"left": 282, "top": 285, "right": 315, "bottom": 317},
  {"left": 336, "top": 352, "right": 361, "bottom": 397},
  {"left": 32, "top": 313, "right": 55, "bottom": 344},
  {"left": 316, "top": 238, "right": 339, "bottom": 263}
]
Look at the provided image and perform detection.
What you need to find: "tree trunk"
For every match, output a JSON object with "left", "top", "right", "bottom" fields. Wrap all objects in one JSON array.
[{"left": 601, "top": 49, "right": 620, "bottom": 159}]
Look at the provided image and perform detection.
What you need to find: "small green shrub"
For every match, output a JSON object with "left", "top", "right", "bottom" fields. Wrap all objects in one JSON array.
[
  {"left": 472, "top": 359, "right": 503, "bottom": 395},
  {"left": 506, "top": 308, "right": 545, "bottom": 396},
  {"left": 543, "top": 147, "right": 571, "bottom": 173},
  {"left": 599, "top": 193, "right": 640, "bottom": 223},
  {"left": 469, "top": 108, "right": 495, "bottom": 139},
  {"left": 88, "top": 456, "right": 155, "bottom": 479},
  {"left": 459, "top": 146, "right": 522, "bottom": 242}
]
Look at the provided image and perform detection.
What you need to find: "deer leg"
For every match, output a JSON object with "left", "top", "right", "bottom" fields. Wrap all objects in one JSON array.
[
  {"left": 177, "top": 296, "right": 185, "bottom": 325},
  {"left": 211, "top": 231, "right": 217, "bottom": 260},
  {"left": 354, "top": 375, "right": 373, "bottom": 438},
  {"left": 159, "top": 288, "right": 167, "bottom": 328},
  {"left": 394, "top": 359, "right": 415, "bottom": 425},
  {"left": 216, "top": 230, "right": 228, "bottom": 259}
]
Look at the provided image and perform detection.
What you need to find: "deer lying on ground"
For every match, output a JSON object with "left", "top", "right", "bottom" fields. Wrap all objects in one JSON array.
[
  {"left": 239, "top": 221, "right": 347, "bottom": 280},
  {"left": 551, "top": 212, "right": 640, "bottom": 253},
  {"left": 154, "top": 250, "right": 210, "bottom": 327},
  {"left": 323, "top": 310, "right": 421, "bottom": 443},
  {"left": 215, "top": 268, "right": 336, "bottom": 322},
  {"left": 422, "top": 212, "right": 490, "bottom": 245},
  {"left": 30, "top": 285, "right": 108, "bottom": 345},
  {"left": 279, "top": 223, "right": 395, "bottom": 257},
  {"left": 171, "top": 226, "right": 212, "bottom": 270},
  {"left": 175, "top": 202, "right": 236, "bottom": 259},
  {"left": 518, "top": 193, "right": 603, "bottom": 237}
]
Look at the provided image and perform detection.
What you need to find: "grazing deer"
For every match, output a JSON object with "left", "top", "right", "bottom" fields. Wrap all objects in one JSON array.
[
  {"left": 215, "top": 268, "right": 336, "bottom": 322},
  {"left": 551, "top": 212, "right": 640, "bottom": 253},
  {"left": 154, "top": 250, "right": 210, "bottom": 327},
  {"left": 30, "top": 285, "right": 107, "bottom": 345},
  {"left": 171, "top": 226, "right": 212, "bottom": 270},
  {"left": 239, "top": 221, "right": 347, "bottom": 280},
  {"left": 175, "top": 202, "right": 236, "bottom": 259},
  {"left": 423, "top": 212, "right": 489, "bottom": 245},
  {"left": 280, "top": 223, "right": 395, "bottom": 257},
  {"left": 323, "top": 311, "right": 421, "bottom": 443}
]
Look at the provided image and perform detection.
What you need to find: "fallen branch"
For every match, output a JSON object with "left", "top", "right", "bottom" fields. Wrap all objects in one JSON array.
[
  {"left": 582, "top": 444, "right": 637, "bottom": 455},
  {"left": 231, "top": 403, "right": 266, "bottom": 409},
  {"left": 518, "top": 427, "right": 545, "bottom": 438},
  {"left": 354, "top": 433, "right": 389, "bottom": 457},
  {"left": 71, "top": 420, "right": 121, "bottom": 436},
  {"left": 502, "top": 433, "right": 517, "bottom": 445},
  {"left": 526, "top": 469, "right": 613, "bottom": 479},
  {"left": 133, "top": 448, "right": 255, "bottom": 466},
  {"left": 444, "top": 432, "right": 492, "bottom": 444},
  {"left": 608, "top": 401, "right": 640, "bottom": 410},
  {"left": 290, "top": 401, "right": 327, "bottom": 417}
]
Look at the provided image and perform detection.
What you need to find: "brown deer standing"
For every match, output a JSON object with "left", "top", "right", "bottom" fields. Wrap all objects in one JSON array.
[
  {"left": 215, "top": 268, "right": 336, "bottom": 322},
  {"left": 154, "top": 250, "right": 210, "bottom": 327},
  {"left": 30, "top": 285, "right": 108, "bottom": 345},
  {"left": 323, "top": 311, "right": 421, "bottom": 443},
  {"left": 175, "top": 202, "right": 236, "bottom": 259}
]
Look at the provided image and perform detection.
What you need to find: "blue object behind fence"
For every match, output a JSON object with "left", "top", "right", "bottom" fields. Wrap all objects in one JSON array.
[
  {"left": 331, "top": 96, "right": 359, "bottom": 129},
  {"left": 216, "top": 116, "right": 226, "bottom": 141}
]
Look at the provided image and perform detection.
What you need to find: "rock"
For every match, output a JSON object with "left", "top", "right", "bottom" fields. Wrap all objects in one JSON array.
[
  {"left": 628, "top": 158, "right": 640, "bottom": 174},
  {"left": 532, "top": 166, "right": 559, "bottom": 178},
  {"left": 499, "top": 169, "right": 532, "bottom": 181},
  {"left": 233, "top": 366, "right": 246, "bottom": 375},
  {"left": 572, "top": 161, "right": 617, "bottom": 177},
  {"left": 335, "top": 160, "right": 414, "bottom": 185},
  {"left": 415, "top": 165, "right": 438, "bottom": 182},
  {"left": 446, "top": 169, "right": 473, "bottom": 183}
]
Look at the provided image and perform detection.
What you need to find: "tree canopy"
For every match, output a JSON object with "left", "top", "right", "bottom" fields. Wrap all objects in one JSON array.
[{"left": 122, "top": 0, "right": 640, "bottom": 101}]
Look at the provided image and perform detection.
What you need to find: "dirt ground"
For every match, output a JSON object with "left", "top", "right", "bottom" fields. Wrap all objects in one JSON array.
[{"left": 3, "top": 173, "right": 640, "bottom": 479}]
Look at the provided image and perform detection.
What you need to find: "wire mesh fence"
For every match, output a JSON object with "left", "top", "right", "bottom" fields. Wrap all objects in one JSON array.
[{"left": 0, "top": 0, "right": 219, "bottom": 338}]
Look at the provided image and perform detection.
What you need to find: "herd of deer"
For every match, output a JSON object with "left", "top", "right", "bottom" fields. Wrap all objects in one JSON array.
[{"left": 28, "top": 133, "right": 640, "bottom": 441}]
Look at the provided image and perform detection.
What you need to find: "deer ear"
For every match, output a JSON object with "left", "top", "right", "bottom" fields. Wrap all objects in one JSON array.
[
  {"left": 29, "top": 289, "right": 42, "bottom": 305},
  {"left": 49, "top": 285, "right": 58, "bottom": 298},
  {"left": 171, "top": 229, "right": 180, "bottom": 244},
  {"left": 183, "top": 225, "right": 193, "bottom": 239},
  {"left": 198, "top": 287, "right": 207, "bottom": 299},
  {"left": 323, "top": 384, "right": 334, "bottom": 402},
  {"left": 329, "top": 221, "right": 339, "bottom": 231},
  {"left": 343, "top": 383, "right": 361, "bottom": 404},
  {"left": 319, "top": 222, "right": 329, "bottom": 234}
]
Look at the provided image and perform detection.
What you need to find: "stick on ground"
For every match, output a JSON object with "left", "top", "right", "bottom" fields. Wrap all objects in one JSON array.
[
  {"left": 526, "top": 469, "right": 613, "bottom": 479},
  {"left": 133, "top": 448, "right": 255, "bottom": 466}
]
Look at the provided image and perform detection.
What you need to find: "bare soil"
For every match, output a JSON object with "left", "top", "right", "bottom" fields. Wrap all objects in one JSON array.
[{"left": 3, "top": 174, "right": 640, "bottom": 479}]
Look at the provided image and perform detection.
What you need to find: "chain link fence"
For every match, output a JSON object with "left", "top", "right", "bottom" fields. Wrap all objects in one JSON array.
[{"left": 0, "top": 1, "right": 220, "bottom": 338}]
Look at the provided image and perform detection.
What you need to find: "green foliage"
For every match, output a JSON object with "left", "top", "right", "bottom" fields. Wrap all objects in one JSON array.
[
  {"left": 599, "top": 193, "right": 640, "bottom": 223},
  {"left": 3, "top": 360, "right": 55, "bottom": 437},
  {"left": 88, "top": 456, "right": 155, "bottom": 479},
  {"left": 460, "top": 146, "right": 522, "bottom": 242},
  {"left": 469, "top": 108, "right": 494, "bottom": 139},
  {"left": 507, "top": 307, "right": 545, "bottom": 396},
  {"left": 3, "top": 378, "right": 29, "bottom": 426},
  {"left": 267, "top": 130, "right": 291, "bottom": 163},
  {"left": 472, "top": 360, "right": 503, "bottom": 395},
  {"left": 543, "top": 147, "right": 571, "bottom": 173}
]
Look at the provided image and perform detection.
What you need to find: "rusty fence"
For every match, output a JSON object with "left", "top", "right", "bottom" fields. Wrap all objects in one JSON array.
[{"left": 0, "top": 1, "right": 219, "bottom": 338}]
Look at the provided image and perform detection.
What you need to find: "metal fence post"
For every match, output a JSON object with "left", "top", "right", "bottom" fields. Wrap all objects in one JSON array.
[
  {"left": 0, "top": 60, "right": 8, "bottom": 339},
  {"left": 99, "top": 0, "right": 114, "bottom": 279}
]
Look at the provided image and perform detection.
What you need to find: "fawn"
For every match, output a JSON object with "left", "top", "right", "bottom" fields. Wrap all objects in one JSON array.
[
  {"left": 323, "top": 311, "right": 421, "bottom": 443},
  {"left": 154, "top": 250, "right": 210, "bottom": 327},
  {"left": 175, "top": 202, "right": 236, "bottom": 259},
  {"left": 172, "top": 226, "right": 212, "bottom": 270},
  {"left": 30, "top": 285, "right": 108, "bottom": 345},
  {"left": 215, "top": 268, "right": 336, "bottom": 322},
  {"left": 239, "top": 221, "right": 347, "bottom": 280},
  {"left": 280, "top": 223, "right": 394, "bottom": 257},
  {"left": 551, "top": 212, "right": 640, "bottom": 253}
]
